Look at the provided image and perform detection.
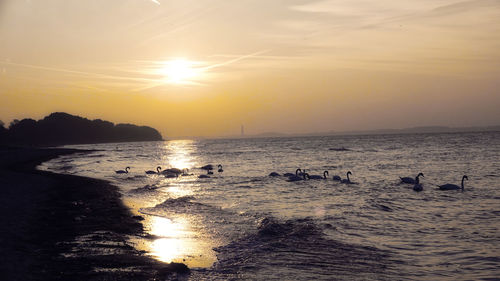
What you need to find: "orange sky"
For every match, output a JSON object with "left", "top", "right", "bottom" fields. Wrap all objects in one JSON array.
[{"left": 1, "top": 0, "right": 499, "bottom": 137}]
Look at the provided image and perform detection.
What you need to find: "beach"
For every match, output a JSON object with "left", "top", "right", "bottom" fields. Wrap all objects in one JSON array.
[{"left": 0, "top": 146, "right": 189, "bottom": 281}]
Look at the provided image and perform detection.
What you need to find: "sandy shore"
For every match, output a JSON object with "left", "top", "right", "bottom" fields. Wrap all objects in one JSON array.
[{"left": 0, "top": 146, "right": 189, "bottom": 281}]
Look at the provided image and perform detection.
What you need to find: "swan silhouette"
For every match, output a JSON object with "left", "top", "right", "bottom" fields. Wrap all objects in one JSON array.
[
  {"left": 218, "top": 164, "right": 223, "bottom": 173},
  {"left": 308, "top": 171, "right": 329, "bottom": 180},
  {"left": 439, "top": 175, "right": 468, "bottom": 190},
  {"left": 145, "top": 166, "right": 161, "bottom": 175},
  {"left": 269, "top": 172, "right": 280, "bottom": 177},
  {"left": 163, "top": 168, "right": 182, "bottom": 174},
  {"left": 400, "top": 173, "right": 424, "bottom": 184},
  {"left": 340, "top": 171, "right": 354, "bottom": 184},
  {"left": 332, "top": 174, "right": 341, "bottom": 181},
  {"left": 287, "top": 169, "right": 306, "bottom": 182},
  {"left": 201, "top": 164, "right": 214, "bottom": 171},
  {"left": 115, "top": 167, "right": 130, "bottom": 174},
  {"left": 284, "top": 168, "right": 302, "bottom": 178},
  {"left": 413, "top": 174, "right": 423, "bottom": 192}
]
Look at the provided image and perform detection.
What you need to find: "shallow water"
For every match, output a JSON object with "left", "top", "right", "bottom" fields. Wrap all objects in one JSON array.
[{"left": 40, "top": 132, "right": 500, "bottom": 280}]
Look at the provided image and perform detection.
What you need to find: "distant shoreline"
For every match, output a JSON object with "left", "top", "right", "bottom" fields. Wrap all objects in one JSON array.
[{"left": 170, "top": 125, "right": 500, "bottom": 140}]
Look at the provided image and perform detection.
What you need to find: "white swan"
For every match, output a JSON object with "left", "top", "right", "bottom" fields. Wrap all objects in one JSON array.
[
  {"left": 115, "top": 167, "right": 130, "bottom": 174},
  {"left": 181, "top": 168, "right": 193, "bottom": 176},
  {"left": 439, "top": 175, "right": 468, "bottom": 190},
  {"left": 400, "top": 173, "right": 424, "bottom": 184},
  {"left": 145, "top": 166, "right": 161, "bottom": 175}
]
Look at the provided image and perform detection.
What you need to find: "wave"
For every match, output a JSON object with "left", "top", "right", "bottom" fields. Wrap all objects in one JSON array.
[
  {"left": 139, "top": 196, "right": 221, "bottom": 216},
  {"left": 58, "top": 165, "right": 73, "bottom": 171},
  {"left": 329, "top": 147, "right": 351, "bottom": 151},
  {"left": 211, "top": 216, "right": 395, "bottom": 279},
  {"left": 87, "top": 154, "right": 106, "bottom": 158},
  {"left": 128, "top": 184, "right": 160, "bottom": 194}
]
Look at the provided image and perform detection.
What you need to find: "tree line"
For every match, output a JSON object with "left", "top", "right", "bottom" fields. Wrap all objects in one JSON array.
[{"left": 0, "top": 112, "right": 163, "bottom": 146}]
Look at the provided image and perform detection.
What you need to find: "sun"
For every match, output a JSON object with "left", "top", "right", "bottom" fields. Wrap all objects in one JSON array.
[{"left": 159, "top": 59, "right": 200, "bottom": 84}]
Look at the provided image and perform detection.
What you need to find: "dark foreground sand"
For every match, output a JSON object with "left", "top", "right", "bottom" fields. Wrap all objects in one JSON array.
[{"left": 0, "top": 146, "right": 189, "bottom": 281}]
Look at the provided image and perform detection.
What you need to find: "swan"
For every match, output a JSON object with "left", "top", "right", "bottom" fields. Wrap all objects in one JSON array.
[
  {"left": 340, "top": 171, "right": 354, "bottom": 184},
  {"left": 115, "top": 167, "right": 130, "bottom": 174},
  {"left": 284, "top": 168, "right": 302, "bottom": 178},
  {"left": 308, "top": 171, "right": 329, "bottom": 180},
  {"left": 145, "top": 166, "right": 161, "bottom": 175},
  {"left": 269, "top": 172, "right": 280, "bottom": 177},
  {"left": 287, "top": 169, "right": 306, "bottom": 182},
  {"left": 218, "top": 164, "right": 223, "bottom": 173},
  {"left": 413, "top": 174, "right": 423, "bottom": 192},
  {"left": 201, "top": 164, "right": 214, "bottom": 171},
  {"left": 163, "top": 168, "right": 182, "bottom": 175},
  {"left": 198, "top": 174, "right": 210, "bottom": 179},
  {"left": 181, "top": 168, "right": 193, "bottom": 176},
  {"left": 439, "top": 175, "right": 468, "bottom": 190},
  {"left": 332, "top": 174, "right": 341, "bottom": 181},
  {"left": 287, "top": 173, "right": 307, "bottom": 182},
  {"left": 400, "top": 173, "right": 424, "bottom": 184}
]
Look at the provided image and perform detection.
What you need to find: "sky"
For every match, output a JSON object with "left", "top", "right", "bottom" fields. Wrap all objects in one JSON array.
[{"left": 0, "top": 0, "right": 499, "bottom": 137}]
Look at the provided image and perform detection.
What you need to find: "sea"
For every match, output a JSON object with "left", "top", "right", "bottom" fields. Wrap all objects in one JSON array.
[{"left": 38, "top": 131, "right": 500, "bottom": 280}]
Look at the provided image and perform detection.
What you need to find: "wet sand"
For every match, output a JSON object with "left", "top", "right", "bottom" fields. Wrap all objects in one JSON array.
[{"left": 0, "top": 146, "right": 189, "bottom": 281}]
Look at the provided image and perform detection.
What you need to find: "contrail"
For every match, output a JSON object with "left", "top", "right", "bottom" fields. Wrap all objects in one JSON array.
[
  {"left": 0, "top": 60, "right": 159, "bottom": 83},
  {"left": 201, "top": 50, "right": 271, "bottom": 71}
]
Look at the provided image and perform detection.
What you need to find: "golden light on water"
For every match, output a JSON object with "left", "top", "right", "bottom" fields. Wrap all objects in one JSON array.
[
  {"left": 163, "top": 140, "right": 197, "bottom": 170},
  {"left": 165, "top": 184, "right": 194, "bottom": 198},
  {"left": 141, "top": 215, "right": 216, "bottom": 267},
  {"left": 149, "top": 216, "right": 188, "bottom": 263}
]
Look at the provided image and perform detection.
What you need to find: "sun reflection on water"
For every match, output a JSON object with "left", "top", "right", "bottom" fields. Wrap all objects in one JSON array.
[
  {"left": 129, "top": 141, "right": 216, "bottom": 267},
  {"left": 163, "top": 140, "right": 197, "bottom": 171},
  {"left": 149, "top": 216, "right": 188, "bottom": 263},
  {"left": 135, "top": 215, "right": 216, "bottom": 267}
]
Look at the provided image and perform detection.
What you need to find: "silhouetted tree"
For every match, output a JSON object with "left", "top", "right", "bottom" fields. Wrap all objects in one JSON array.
[
  {"left": 9, "top": 119, "right": 19, "bottom": 128},
  {"left": 0, "top": 120, "right": 6, "bottom": 144},
  {"left": 3, "top": 112, "right": 163, "bottom": 146}
]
